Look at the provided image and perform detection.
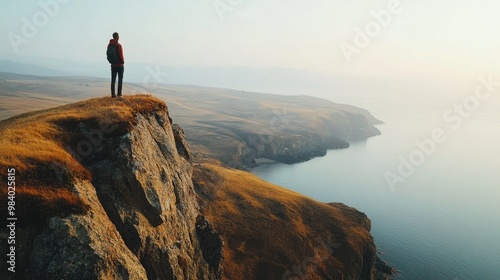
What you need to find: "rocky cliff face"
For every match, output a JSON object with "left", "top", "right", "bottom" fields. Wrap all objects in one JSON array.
[
  {"left": 219, "top": 109, "right": 381, "bottom": 168},
  {"left": 0, "top": 95, "right": 391, "bottom": 280},
  {"left": 232, "top": 130, "right": 349, "bottom": 166},
  {"left": 0, "top": 96, "right": 222, "bottom": 279}
]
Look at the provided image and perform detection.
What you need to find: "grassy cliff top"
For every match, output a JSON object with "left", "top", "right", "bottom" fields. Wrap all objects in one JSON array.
[
  {"left": 0, "top": 95, "right": 166, "bottom": 223},
  {"left": 1, "top": 95, "right": 165, "bottom": 176}
]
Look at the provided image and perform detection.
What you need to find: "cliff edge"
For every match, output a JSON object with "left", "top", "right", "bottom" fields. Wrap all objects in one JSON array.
[
  {"left": 193, "top": 162, "right": 393, "bottom": 280},
  {"left": 0, "top": 95, "right": 222, "bottom": 279}
]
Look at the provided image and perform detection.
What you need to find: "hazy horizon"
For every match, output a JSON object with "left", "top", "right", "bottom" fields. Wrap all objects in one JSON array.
[
  {"left": 2, "top": 1, "right": 499, "bottom": 139},
  {"left": 1, "top": 1, "right": 499, "bottom": 81}
]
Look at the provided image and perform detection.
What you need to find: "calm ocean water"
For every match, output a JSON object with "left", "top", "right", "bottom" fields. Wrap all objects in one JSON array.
[{"left": 252, "top": 102, "right": 500, "bottom": 279}]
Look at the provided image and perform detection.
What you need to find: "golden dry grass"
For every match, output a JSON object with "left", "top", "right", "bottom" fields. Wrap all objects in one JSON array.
[
  {"left": 193, "top": 162, "right": 373, "bottom": 280},
  {"left": 0, "top": 95, "right": 166, "bottom": 223}
]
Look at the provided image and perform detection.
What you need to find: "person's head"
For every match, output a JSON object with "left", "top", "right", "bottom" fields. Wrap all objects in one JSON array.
[{"left": 112, "top": 32, "right": 119, "bottom": 41}]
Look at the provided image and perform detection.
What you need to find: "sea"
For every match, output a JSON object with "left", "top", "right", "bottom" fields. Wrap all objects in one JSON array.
[{"left": 252, "top": 87, "right": 500, "bottom": 279}]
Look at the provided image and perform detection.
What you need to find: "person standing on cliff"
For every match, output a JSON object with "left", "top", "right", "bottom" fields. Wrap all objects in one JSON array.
[{"left": 107, "top": 32, "right": 125, "bottom": 98}]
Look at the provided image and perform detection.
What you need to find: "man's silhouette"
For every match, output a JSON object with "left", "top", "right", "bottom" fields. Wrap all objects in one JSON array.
[{"left": 108, "top": 32, "right": 124, "bottom": 98}]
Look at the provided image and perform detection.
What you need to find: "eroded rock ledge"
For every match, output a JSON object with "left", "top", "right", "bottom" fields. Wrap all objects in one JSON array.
[{"left": 0, "top": 96, "right": 222, "bottom": 279}]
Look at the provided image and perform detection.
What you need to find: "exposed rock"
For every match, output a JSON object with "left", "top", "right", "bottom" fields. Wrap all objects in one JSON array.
[
  {"left": 238, "top": 131, "right": 350, "bottom": 165},
  {"left": 0, "top": 96, "right": 222, "bottom": 280},
  {"left": 82, "top": 109, "right": 220, "bottom": 280},
  {"left": 196, "top": 215, "right": 224, "bottom": 278},
  {"left": 26, "top": 180, "right": 148, "bottom": 280}
]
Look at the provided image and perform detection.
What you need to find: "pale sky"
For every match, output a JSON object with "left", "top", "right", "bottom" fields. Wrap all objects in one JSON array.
[{"left": 1, "top": 0, "right": 499, "bottom": 79}]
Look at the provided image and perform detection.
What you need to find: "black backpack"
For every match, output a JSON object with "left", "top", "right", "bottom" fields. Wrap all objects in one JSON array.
[{"left": 106, "top": 44, "right": 119, "bottom": 64}]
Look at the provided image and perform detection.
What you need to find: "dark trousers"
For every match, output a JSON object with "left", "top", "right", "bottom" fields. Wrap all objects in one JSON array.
[{"left": 111, "top": 66, "right": 124, "bottom": 96}]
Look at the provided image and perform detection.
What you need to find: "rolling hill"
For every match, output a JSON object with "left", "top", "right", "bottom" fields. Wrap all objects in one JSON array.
[{"left": 0, "top": 72, "right": 382, "bottom": 168}]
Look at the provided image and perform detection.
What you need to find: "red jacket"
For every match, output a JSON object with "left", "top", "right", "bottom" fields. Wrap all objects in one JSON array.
[{"left": 108, "top": 39, "right": 124, "bottom": 67}]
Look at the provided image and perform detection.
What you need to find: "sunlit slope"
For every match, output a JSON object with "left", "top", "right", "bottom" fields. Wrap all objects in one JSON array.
[{"left": 193, "top": 162, "right": 385, "bottom": 280}]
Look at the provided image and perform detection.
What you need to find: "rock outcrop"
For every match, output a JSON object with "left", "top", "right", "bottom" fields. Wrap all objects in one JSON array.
[{"left": 0, "top": 96, "right": 222, "bottom": 279}]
